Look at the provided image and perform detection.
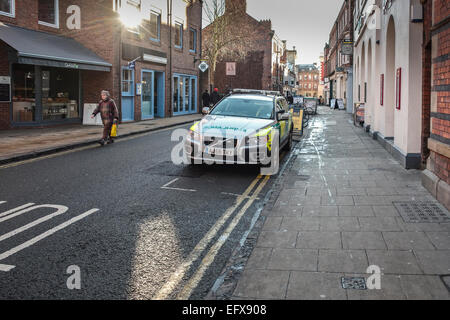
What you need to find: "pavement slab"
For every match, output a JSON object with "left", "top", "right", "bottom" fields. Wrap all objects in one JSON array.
[{"left": 230, "top": 106, "right": 450, "bottom": 300}]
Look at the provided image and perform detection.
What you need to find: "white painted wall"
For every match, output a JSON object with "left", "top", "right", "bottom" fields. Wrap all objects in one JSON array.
[{"left": 353, "top": 0, "right": 423, "bottom": 155}]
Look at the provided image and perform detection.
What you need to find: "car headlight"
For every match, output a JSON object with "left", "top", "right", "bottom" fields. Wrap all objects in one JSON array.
[
  {"left": 246, "top": 127, "right": 274, "bottom": 151},
  {"left": 189, "top": 121, "right": 201, "bottom": 140}
]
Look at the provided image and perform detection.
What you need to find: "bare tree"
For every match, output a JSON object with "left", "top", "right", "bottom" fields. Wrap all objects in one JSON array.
[{"left": 202, "top": 0, "right": 250, "bottom": 88}]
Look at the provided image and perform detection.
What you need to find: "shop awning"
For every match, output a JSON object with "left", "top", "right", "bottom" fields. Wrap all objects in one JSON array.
[{"left": 0, "top": 23, "right": 111, "bottom": 72}]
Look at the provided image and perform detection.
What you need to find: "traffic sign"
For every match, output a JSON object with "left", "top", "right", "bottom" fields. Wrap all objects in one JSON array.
[
  {"left": 199, "top": 61, "right": 209, "bottom": 73},
  {"left": 226, "top": 62, "right": 236, "bottom": 76}
]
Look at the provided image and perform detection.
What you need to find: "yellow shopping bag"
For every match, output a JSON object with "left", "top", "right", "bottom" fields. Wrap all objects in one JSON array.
[{"left": 110, "top": 124, "right": 117, "bottom": 137}]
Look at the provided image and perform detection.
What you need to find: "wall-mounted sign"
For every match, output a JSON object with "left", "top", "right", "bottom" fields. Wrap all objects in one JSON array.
[
  {"left": 341, "top": 41, "right": 353, "bottom": 55},
  {"left": 226, "top": 62, "right": 236, "bottom": 76},
  {"left": 136, "top": 83, "right": 142, "bottom": 96},
  {"left": 199, "top": 61, "right": 209, "bottom": 73},
  {"left": 0, "top": 76, "right": 11, "bottom": 102},
  {"left": 143, "top": 53, "right": 167, "bottom": 65}
]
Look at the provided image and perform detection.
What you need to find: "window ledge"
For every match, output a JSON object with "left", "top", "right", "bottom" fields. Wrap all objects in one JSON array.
[
  {"left": 0, "top": 11, "right": 15, "bottom": 18},
  {"left": 38, "top": 21, "right": 59, "bottom": 29}
]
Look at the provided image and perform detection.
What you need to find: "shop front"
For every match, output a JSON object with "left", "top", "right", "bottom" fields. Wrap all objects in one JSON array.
[
  {"left": 0, "top": 23, "right": 111, "bottom": 127},
  {"left": 172, "top": 73, "right": 197, "bottom": 116},
  {"left": 11, "top": 64, "right": 82, "bottom": 124}
]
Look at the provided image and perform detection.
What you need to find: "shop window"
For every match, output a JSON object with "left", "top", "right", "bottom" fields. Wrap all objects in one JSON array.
[
  {"left": 41, "top": 67, "right": 80, "bottom": 120},
  {"left": 184, "top": 77, "right": 190, "bottom": 111},
  {"left": 122, "top": 69, "right": 134, "bottom": 95},
  {"left": 149, "top": 10, "right": 161, "bottom": 42},
  {"left": 38, "top": 0, "right": 59, "bottom": 28},
  {"left": 190, "top": 78, "right": 196, "bottom": 112},
  {"left": 189, "top": 28, "right": 197, "bottom": 53},
  {"left": 12, "top": 64, "right": 36, "bottom": 122},
  {"left": 0, "top": 0, "right": 14, "bottom": 17},
  {"left": 173, "top": 76, "right": 180, "bottom": 113},
  {"left": 175, "top": 22, "right": 183, "bottom": 49},
  {"left": 12, "top": 65, "right": 79, "bottom": 123}
]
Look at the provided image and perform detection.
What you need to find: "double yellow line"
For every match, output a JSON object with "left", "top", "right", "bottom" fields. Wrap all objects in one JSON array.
[{"left": 153, "top": 174, "right": 270, "bottom": 300}]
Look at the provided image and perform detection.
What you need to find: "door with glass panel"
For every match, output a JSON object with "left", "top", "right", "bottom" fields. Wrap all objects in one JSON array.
[
  {"left": 121, "top": 67, "right": 134, "bottom": 121},
  {"left": 141, "top": 70, "right": 154, "bottom": 119}
]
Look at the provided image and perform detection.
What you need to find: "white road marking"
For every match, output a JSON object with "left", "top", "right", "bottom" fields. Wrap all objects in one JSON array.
[
  {"left": 0, "top": 203, "right": 35, "bottom": 218},
  {"left": 0, "top": 208, "right": 99, "bottom": 272},
  {"left": 0, "top": 264, "right": 15, "bottom": 272},
  {"left": 161, "top": 178, "right": 197, "bottom": 192},
  {"left": 0, "top": 205, "right": 68, "bottom": 241},
  {"left": 177, "top": 175, "right": 270, "bottom": 299},
  {"left": 153, "top": 175, "right": 263, "bottom": 300},
  {"left": 0, "top": 201, "right": 6, "bottom": 205}
]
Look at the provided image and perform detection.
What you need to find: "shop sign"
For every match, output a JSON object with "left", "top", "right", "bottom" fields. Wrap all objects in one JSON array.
[
  {"left": 0, "top": 76, "right": 11, "bottom": 102},
  {"left": 341, "top": 41, "right": 353, "bottom": 55},
  {"left": 64, "top": 63, "right": 79, "bottom": 69},
  {"left": 198, "top": 61, "right": 209, "bottom": 73}
]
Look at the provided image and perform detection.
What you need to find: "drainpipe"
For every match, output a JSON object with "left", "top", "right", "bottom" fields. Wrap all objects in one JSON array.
[{"left": 168, "top": 0, "right": 173, "bottom": 117}]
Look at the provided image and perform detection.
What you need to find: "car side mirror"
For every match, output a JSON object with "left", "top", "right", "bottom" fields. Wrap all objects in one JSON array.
[
  {"left": 202, "top": 107, "right": 210, "bottom": 115},
  {"left": 279, "top": 113, "right": 290, "bottom": 121},
  {"left": 277, "top": 110, "right": 286, "bottom": 121}
]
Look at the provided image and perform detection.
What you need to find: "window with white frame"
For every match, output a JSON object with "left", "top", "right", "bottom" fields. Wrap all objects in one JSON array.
[
  {"left": 149, "top": 10, "right": 161, "bottom": 41},
  {"left": 38, "top": 0, "right": 59, "bottom": 28},
  {"left": 0, "top": 0, "right": 14, "bottom": 17},
  {"left": 189, "top": 28, "right": 197, "bottom": 53},
  {"left": 174, "top": 22, "right": 183, "bottom": 48}
]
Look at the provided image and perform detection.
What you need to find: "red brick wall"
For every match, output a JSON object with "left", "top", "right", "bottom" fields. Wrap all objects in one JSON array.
[
  {"left": 0, "top": 0, "right": 117, "bottom": 125},
  {"left": 427, "top": 0, "right": 450, "bottom": 184},
  {"left": 0, "top": 0, "right": 202, "bottom": 125},
  {"left": 203, "top": 6, "right": 274, "bottom": 93},
  {"left": 0, "top": 43, "right": 10, "bottom": 129}
]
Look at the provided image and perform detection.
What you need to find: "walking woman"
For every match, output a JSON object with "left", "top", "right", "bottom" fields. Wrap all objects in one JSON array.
[{"left": 91, "top": 90, "right": 119, "bottom": 146}]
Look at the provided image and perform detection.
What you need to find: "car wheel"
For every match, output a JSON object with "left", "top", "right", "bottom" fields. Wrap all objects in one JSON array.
[{"left": 283, "top": 131, "right": 293, "bottom": 151}]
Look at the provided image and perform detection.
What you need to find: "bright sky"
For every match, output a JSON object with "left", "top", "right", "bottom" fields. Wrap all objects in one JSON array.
[
  {"left": 246, "top": 0, "right": 343, "bottom": 65},
  {"left": 201, "top": 0, "right": 343, "bottom": 65}
]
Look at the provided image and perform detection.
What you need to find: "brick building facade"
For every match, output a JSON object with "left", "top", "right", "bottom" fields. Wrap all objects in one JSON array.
[
  {"left": 201, "top": 0, "right": 282, "bottom": 94},
  {"left": 296, "top": 64, "right": 320, "bottom": 98},
  {"left": 0, "top": 0, "right": 202, "bottom": 130},
  {"left": 421, "top": 0, "right": 450, "bottom": 209}
]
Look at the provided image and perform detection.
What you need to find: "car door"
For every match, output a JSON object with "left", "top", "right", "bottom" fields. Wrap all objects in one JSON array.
[{"left": 276, "top": 99, "right": 288, "bottom": 143}]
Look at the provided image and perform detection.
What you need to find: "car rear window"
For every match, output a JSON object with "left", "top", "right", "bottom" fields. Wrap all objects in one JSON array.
[{"left": 210, "top": 97, "right": 274, "bottom": 119}]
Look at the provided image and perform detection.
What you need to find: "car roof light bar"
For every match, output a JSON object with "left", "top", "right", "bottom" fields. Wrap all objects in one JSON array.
[{"left": 232, "top": 88, "right": 281, "bottom": 96}]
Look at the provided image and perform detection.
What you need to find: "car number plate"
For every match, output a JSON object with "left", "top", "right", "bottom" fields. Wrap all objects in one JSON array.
[{"left": 204, "top": 147, "right": 234, "bottom": 156}]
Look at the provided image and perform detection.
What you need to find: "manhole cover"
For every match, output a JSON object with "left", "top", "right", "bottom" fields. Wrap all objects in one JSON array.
[
  {"left": 393, "top": 201, "right": 450, "bottom": 223},
  {"left": 341, "top": 277, "right": 367, "bottom": 290}
]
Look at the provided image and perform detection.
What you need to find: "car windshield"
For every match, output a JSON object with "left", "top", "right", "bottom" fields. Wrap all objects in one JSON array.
[{"left": 210, "top": 97, "right": 274, "bottom": 119}]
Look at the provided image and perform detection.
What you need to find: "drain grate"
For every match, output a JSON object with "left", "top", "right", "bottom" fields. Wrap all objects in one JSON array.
[
  {"left": 341, "top": 277, "right": 367, "bottom": 290},
  {"left": 393, "top": 201, "right": 450, "bottom": 223}
]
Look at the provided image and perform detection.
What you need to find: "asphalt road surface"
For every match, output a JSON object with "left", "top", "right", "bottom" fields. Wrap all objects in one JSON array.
[{"left": 0, "top": 124, "right": 294, "bottom": 299}]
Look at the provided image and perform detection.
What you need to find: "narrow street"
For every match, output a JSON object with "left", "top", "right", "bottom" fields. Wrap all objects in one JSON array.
[
  {"left": 0, "top": 0, "right": 449, "bottom": 308},
  {"left": 0, "top": 124, "right": 290, "bottom": 299}
]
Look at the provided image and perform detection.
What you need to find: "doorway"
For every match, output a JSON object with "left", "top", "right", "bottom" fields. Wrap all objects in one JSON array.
[{"left": 141, "top": 70, "right": 165, "bottom": 119}]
